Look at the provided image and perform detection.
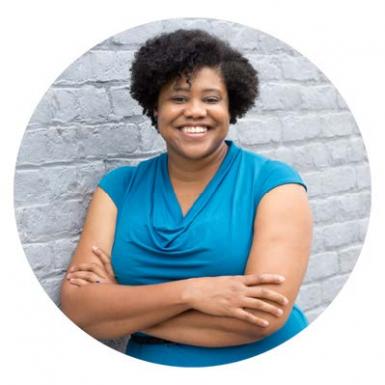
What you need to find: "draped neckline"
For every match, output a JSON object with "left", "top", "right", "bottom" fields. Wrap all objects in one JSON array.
[{"left": 159, "top": 140, "right": 239, "bottom": 223}]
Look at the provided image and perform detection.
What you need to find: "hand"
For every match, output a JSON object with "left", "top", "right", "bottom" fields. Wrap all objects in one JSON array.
[
  {"left": 185, "top": 274, "right": 288, "bottom": 327},
  {"left": 66, "top": 246, "right": 117, "bottom": 287}
]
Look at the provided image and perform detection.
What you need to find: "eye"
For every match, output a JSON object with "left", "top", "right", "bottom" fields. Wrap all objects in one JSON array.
[
  {"left": 171, "top": 96, "right": 187, "bottom": 103},
  {"left": 204, "top": 96, "right": 220, "bottom": 104}
]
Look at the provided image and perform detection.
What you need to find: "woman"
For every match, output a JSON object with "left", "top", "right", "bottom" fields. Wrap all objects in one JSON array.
[{"left": 60, "top": 29, "right": 312, "bottom": 367}]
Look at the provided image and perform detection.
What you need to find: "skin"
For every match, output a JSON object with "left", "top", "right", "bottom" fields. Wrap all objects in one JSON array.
[{"left": 60, "top": 66, "right": 312, "bottom": 346}]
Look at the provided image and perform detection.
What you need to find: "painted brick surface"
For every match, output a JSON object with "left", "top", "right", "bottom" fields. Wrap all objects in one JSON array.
[{"left": 14, "top": 18, "right": 370, "bottom": 352}]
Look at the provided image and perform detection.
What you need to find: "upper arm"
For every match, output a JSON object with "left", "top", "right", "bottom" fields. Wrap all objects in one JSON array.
[
  {"left": 245, "top": 183, "right": 312, "bottom": 332},
  {"left": 60, "top": 187, "right": 117, "bottom": 304}
]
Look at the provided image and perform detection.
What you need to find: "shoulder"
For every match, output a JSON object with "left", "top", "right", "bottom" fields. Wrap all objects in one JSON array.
[
  {"left": 235, "top": 145, "right": 306, "bottom": 200},
  {"left": 97, "top": 165, "right": 136, "bottom": 209},
  {"left": 97, "top": 154, "right": 164, "bottom": 208}
]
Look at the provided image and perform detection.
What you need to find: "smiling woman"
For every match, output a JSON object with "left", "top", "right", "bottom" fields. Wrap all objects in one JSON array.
[
  {"left": 59, "top": 28, "right": 312, "bottom": 367},
  {"left": 156, "top": 67, "right": 230, "bottom": 164}
]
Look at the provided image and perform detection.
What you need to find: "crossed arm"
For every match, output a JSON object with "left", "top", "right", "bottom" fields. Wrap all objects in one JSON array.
[{"left": 60, "top": 184, "right": 312, "bottom": 347}]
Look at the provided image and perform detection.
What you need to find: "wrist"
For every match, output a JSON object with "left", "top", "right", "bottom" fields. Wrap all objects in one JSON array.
[{"left": 180, "top": 277, "right": 200, "bottom": 308}]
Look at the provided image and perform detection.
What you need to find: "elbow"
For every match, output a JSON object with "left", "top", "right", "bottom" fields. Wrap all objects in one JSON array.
[
  {"left": 60, "top": 281, "right": 90, "bottom": 329},
  {"left": 246, "top": 315, "right": 289, "bottom": 341}
]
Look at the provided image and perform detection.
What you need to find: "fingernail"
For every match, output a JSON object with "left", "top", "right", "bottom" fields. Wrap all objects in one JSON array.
[
  {"left": 92, "top": 245, "right": 98, "bottom": 251},
  {"left": 261, "top": 320, "right": 269, "bottom": 327},
  {"left": 278, "top": 276, "right": 285, "bottom": 282},
  {"left": 276, "top": 309, "right": 283, "bottom": 316},
  {"left": 66, "top": 274, "right": 72, "bottom": 279}
]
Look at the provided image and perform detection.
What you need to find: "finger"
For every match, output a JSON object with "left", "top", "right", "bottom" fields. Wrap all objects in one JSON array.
[
  {"left": 67, "top": 271, "right": 103, "bottom": 283},
  {"left": 69, "top": 263, "right": 108, "bottom": 279},
  {"left": 241, "top": 298, "right": 284, "bottom": 317},
  {"left": 231, "top": 309, "right": 270, "bottom": 327},
  {"left": 243, "top": 273, "right": 285, "bottom": 286},
  {"left": 92, "top": 246, "right": 114, "bottom": 277},
  {"left": 68, "top": 278, "right": 93, "bottom": 287},
  {"left": 247, "top": 287, "right": 289, "bottom": 306}
]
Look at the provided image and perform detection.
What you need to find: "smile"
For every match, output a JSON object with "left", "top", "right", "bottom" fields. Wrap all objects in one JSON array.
[{"left": 180, "top": 126, "right": 208, "bottom": 134}]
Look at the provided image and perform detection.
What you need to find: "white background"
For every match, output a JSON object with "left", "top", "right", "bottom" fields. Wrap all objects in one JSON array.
[{"left": 1, "top": 1, "right": 384, "bottom": 383}]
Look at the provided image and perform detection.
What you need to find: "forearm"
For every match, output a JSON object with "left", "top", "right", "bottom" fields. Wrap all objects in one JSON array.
[
  {"left": 60, "top": 279, "right": 193, "bottom": 339},
  {"left": 142, "top": 308, "right": 286, "bottom": 348}
]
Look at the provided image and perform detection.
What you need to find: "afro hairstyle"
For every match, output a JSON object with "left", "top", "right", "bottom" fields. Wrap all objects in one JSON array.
[{"left": 129, "top": 29, "right": 259, "bottom": 127}]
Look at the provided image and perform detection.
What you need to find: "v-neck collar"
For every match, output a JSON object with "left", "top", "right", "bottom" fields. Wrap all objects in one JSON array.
[{"left": 161, "top": 140, "right": 239, "bottom": 223}]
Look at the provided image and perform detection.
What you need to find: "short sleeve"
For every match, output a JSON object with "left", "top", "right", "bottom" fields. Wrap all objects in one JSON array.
[
  {"left": 97, "top": 166, "right": 135, "bottom": 209},
  {"left": 258, "top": 160, "right": 307, "bottom": 200}
]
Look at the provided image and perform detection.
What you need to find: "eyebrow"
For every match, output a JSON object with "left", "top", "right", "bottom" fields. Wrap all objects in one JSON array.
[{"left": 172, "top": 86, "right": 222, "bottom": 93}]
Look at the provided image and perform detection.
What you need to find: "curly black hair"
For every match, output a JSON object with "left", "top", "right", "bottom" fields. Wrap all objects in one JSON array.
[{"left": 130, "top": 29, "right": 259, "bottom": 126}]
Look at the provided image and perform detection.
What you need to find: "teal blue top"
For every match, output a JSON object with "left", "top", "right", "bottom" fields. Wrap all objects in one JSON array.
[{"left": 98, "top": 140, "right": 308, "bottom": 367}]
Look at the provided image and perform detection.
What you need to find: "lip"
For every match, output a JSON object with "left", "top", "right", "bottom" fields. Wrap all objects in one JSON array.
[
  {"left": 177, "top": 125, "right": 211, "bottom": 140},
  {"left": 177, "top": 124, "right": 211, "bottom": 130}
]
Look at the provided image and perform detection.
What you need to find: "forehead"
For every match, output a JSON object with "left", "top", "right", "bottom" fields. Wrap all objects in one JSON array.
[{"left": 166, "top": 66, "right": 226, "bottom": 92}]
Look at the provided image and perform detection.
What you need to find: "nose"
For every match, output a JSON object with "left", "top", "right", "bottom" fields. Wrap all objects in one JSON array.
[{"left": 183, "top": 99, "right": 207, "bottom": 119}]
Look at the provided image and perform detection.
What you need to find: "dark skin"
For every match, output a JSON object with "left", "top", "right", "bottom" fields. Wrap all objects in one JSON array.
[{"left": 61, "top": 67, "right": 312, "bottom": 346}]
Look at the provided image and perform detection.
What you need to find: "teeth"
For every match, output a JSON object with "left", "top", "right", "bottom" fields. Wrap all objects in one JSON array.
[{"left": 181, "top": 126, "right": 208, "bottom": 134}]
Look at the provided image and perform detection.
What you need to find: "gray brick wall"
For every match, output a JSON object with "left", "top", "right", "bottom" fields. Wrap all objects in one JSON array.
[{"left": 14, "top": 18, "right": 370, "bottom": 351}]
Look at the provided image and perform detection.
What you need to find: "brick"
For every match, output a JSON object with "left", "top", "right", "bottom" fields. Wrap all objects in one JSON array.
[
  {"left": 77, "top": 124, "right": 138, "bottom": 159},
  {"left": 15, "top": 199, "right": 89, "bottom": 243},
  {"left": 247, "top": 54, "right": 282, "bottom": 81},
  {"left": 336, "top": 92, "right": 349, "bottom": 110},
  {"left": 229, "top": 26, "right": 262, "bottom": 51},
  {"left": 321, "top": 274, "right": 349, "bottom": 303},
  {"left": 77, "top": 86, "right": 111, "bottom": 123},
  {"left": 273, "top": 147, "right": 294, "bottom": 165},
  {"left": 355, "top": 163, "right": 371, "bottom": 189},
  {"left": 17, "top": 127, "right": 81, "bottom": 165},
  {"left": 258, "top": 83, "right": 303, "bottom": 111},
  {"left": 320, "top": 112, "right": 356, "bottom": 137},
  {"left": 237, "top": 116, "right": 281, "bottom": 145},
  {"left": 40, "top": 276, "right": 64, "bottom": 304},
  {"left": 23, "top": 238, "right": 77, "bottom": 277},
  {"left": 358, "top": 218, "right": 370, "bottom": 242},
  {"left": 112, "top": 22, "right": 164, "bottom": 46},
  {"left": 290, "top": 142, "right": 330, "bottom": 171},
  {"left": 339, "top": 246, "right": 362, "bottom": 273},
  {"left": 139, "top": 120, "right": 167, "bottom": 153},
  {"left": 17, "top": 124, "right": 138, "bottom": 166},
  {"left": 302, "top": 171, "right": 323, "bottom": 198},
  {"left": 57, "top": 50, "right": 133, "bottom": 84},
  {"left": 257, "top": 32, "right": 297, "bottom": 55},
  {"left": 209, "top": 20, "right": 245, "bottom": 45},
  {"left": 326, "top": 138, "right": 367, "bottom": 165},
  {"left": 279, "top": 55, "right": 322, "bottom": 82},
  {"left": 226, "top": 125, "right": 238, "bottom": 142},
  {"left": 100, "top": 336, "right": 129, "bottom": 352},
  {"left": 14, "top": 162, "right": 105, "bottom": 206},
  {"left": 110, "top": 85, "right": 142, "bottom": 117},
  {"left": 304, "top": 306, "right": 327, "bottom": 323},
  {"left": 104, "top": 158, "right": 142, "bottom": 172},
  {"left": 296, "top": 282, "right": 323, "bottom": 310},
  {"left": 304, "top": 251, "right": 339, "bottom": 282},
  {"left": 302, "top": 166, "right": 356, "bottom": 198},
  {"left": 28, "top": 88, "right": 58, "bottom": 126},
  {"left": 300, "top": 85, "right": 339, "bottom": 110},
  {"left": 281, "top": 114, "right": 323, "bottom": 142},
  {"left": 322, "top": 220, "right": 362, "bottom": 249},
  {"left": 321, "top": 166, "right": 356, "bottom": 195},
  {"left": 311, "top": 192, "right": 371, "bottom": 224},
  {"left": 41, "top": 86, "right": 112, "bottom": 124},
  {"left": 311, "top": 226, "right": 324, "bottom": 253},
  {"left": 100, "top": 124, "right": 139, "bottom": 157}
]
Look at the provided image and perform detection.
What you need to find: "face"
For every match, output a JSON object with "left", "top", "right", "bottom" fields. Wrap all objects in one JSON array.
[{"left": 155, "top": 66, "right": 230, "bottom": 161}]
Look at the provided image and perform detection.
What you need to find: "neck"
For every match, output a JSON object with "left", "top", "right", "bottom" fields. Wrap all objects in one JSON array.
[{"left": 167, "top": 142, "right": 229, "bottom": 183}]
